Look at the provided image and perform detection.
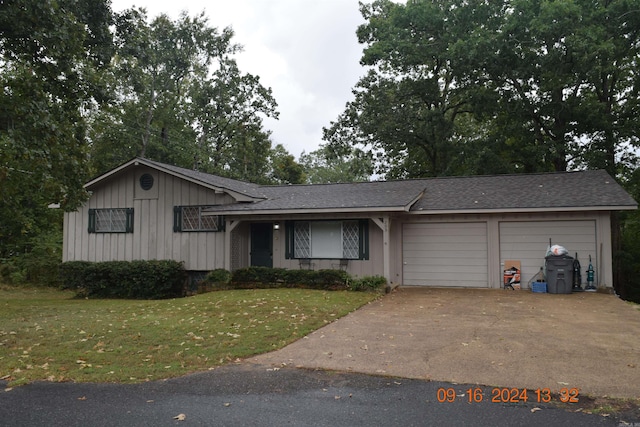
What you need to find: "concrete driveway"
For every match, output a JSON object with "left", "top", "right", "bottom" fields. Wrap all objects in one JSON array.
[{"left": 249, "top": 287, "right": 640, "bottom": 399}]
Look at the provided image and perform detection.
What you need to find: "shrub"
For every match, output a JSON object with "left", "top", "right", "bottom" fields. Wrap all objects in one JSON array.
[
  {"left": 229, "top": 267, "right": 350, "bottom": 290},
  {"left": 201, "top": 269, "right": 232, "bottom": 291},
  {"left": 59, "top": 260, "right": 187, "bottom": 299},
  {"left": 0, "top": 228, "right": 63, "bottom": 287},
  {"left": 348, "top": 275, "right": 388, "bottom": 292}
]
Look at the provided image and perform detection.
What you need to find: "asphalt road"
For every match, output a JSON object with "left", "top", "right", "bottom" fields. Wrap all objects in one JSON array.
[{"left": 0, "top": 364, "right": 623, "bottom": 427}]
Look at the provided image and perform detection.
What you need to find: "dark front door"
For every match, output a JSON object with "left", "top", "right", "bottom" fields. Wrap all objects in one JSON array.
[{"left": 251, "top": 223, "right": 273, "bottom": 267}]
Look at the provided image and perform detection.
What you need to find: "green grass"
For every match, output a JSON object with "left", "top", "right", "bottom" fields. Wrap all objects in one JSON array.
[{"left": 0, "top": 285, "right": 379, "bottom": 386}]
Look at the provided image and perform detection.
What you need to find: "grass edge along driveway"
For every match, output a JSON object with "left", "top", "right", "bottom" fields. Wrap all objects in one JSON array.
[{"left": 0, "top": 286, "right": 379, "bottom": 386}]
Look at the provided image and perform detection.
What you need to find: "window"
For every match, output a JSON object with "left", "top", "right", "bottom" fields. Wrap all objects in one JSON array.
[
  {"left": 285, "top": 220, "right": 368, "bottom": 260},
  {"left": 173, "top": 206, "right": 225, "bottom": 232},
  {"left": 88, "top": 208, "right": 133, "bottom": 233}
]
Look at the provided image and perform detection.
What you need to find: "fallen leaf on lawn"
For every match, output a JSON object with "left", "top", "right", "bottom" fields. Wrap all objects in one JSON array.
[
  {"left": 4, "top": 388, "right": 13, "bottom": 392},
  {"left": 173, "top": 414, "right": 186, "bottom": 421},
  {"left": 557, "top": 381, "right": 569, "bottom": 386},
  {"left": 77, "top": 396, "right": 86, "bottom": 401},
  {"left": 334, "top": 396, "right": 341, "bottom": 400},
  {"left": 531, "top": 407, "right": 542, "bottom": 413},
  {"left": 223, "top": 403, "right": 231, "bottom": 407}
]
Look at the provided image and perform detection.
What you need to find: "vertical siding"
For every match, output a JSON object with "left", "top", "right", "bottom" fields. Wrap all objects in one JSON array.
[{"left": 63, "top": 166, "right": 229, "bottom": 271}]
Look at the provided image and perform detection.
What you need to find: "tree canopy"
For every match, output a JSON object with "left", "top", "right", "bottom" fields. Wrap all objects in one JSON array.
[
  {"left": 88, "top": 9, "right": 285, "bottom": 183},
  {"left": 324, "top": 0, "right": 640, "bottom": 179},
  {"left": 0, "top": 2, "right": 302, "bottom": 269},
  {"left": 0, "top": 0, "right": 113, "bottom": 258}
]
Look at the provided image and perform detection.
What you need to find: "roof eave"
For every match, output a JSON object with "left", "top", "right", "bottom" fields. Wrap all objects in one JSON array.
[
  {"left": 409, "top": 205, "right": 638, "bottom": 215},
  {"left": 204, "top": 206, "right": 409, "bottom": 216}
]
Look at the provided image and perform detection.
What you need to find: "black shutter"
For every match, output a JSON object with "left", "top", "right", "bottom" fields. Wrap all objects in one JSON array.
[
  {"left": 218, "top": 215, "right": 226, "bottom": 232},
  {"left": 125, "top": 208, "right": 134, "bottom": 233},
  {"left": 359, "top": 219, "right": 369, "bottom": 260},
  {"left": 88, "top": 209, "right": 96, "bottom": 233},
  {"left": 284, "top": 220, "right": 293, "bottom": 259},
  {"left": 173, "top": 206, "right": 182, "bottom": 232}
]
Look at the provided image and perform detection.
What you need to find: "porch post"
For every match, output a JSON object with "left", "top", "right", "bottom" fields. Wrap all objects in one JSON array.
[
  {"left": 371, "top": 216, "right": 391, "bottom": 284},
  {"left": 224, "top": 219, "right": 241, "bottom": 271}
]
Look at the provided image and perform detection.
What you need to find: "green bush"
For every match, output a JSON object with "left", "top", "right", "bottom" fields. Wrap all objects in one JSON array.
[
  {"left": 200, "top": 269, "right": 233, "bottom": 291},
  {"left": 348, "top": 275, "right": 388, "bottom": 292},
  {"left": 59, "top": 260, "right": 187, "bottom": 299},
  {"left": 229, "top": 267, "right": 352, "bottom": 290},
  {"left": 0, "top": 228, "right": 63, "bottom": 287},
  {"left": 205, "top": 268, "right": 232, "bottom": 285}
]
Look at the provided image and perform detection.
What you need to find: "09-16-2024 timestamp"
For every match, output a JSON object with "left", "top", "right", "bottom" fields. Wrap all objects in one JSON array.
[{"left": 437, "top": 387, "right": 580, "bottom": 404}]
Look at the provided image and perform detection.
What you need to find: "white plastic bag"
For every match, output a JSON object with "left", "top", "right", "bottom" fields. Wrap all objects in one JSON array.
[{"left": 547, "top": 244, "right": 568, "bottom": 256}]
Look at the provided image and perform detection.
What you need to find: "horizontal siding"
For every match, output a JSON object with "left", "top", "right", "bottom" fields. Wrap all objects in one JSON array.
[{"left": 403, "top": 222, "right": 488, "bottom": 287}]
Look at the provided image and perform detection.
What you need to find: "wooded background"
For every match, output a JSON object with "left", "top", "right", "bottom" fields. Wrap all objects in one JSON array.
[{"left": 1, "top": 0, "right": 639, "bottom": 302}]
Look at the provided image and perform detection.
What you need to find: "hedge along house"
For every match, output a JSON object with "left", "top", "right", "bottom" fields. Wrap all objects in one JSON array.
[{"left": 63, "top": 157, "right": 637, "bottom": 289}]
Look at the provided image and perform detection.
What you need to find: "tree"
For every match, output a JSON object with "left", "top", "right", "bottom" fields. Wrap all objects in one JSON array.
[
  {"left": 327, "top": 0, "right": 640, "bottom": 178},
  {"left": 299, "top": 143, "right": 373, "bottom": 183},
  {"left": 89, "top": 9, "right": 280, "bottom": 182},
  {"left": 471, "top": 0, "right": 640, "bottom": 174},
  {"left": 0, "top": 0, "right": 113, "bottom": 261},
  {"left": 268, "top": 144, "right": 307, "bottom": 185},
  {"left": 190, "top": 57, "right": 279, "bottom": 179},
  {"left": 324, "top": 0, "right": 493, "bottom": 179}
]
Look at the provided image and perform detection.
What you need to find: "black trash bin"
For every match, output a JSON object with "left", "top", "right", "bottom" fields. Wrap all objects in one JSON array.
[{"left": 545, "top": 254, "right": 574, "bottom": 294}]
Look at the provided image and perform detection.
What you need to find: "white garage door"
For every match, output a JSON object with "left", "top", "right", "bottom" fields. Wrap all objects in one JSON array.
[
  {"left": 499, "top": 221, "right": 597, "bottom": 287},
  {"left": 403, "top": 222, "right": 488, "bottom": 287}
]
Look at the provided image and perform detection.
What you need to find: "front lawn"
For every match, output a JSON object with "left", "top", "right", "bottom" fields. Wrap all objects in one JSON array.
[{"left": 0, "top": 285, "right": 378, "bottom": 386}]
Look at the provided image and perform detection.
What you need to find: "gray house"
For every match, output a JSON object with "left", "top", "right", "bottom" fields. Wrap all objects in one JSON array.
[{"left": 63, "top": 157, "right": 637, "bottom": 289}]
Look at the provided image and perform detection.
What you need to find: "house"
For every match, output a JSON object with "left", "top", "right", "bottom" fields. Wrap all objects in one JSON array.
[{"left": 63, "top": 157, "right": 637, "bottom": 289}]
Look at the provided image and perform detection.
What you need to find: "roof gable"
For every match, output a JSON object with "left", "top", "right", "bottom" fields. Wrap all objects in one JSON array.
[{"left": 84, "top": 158, "right": 265, "bottom": 202}]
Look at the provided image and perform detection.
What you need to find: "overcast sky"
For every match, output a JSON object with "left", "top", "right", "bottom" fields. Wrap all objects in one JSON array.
[{"left": 110, "top": 0, "right": 368, "bottom": 159}]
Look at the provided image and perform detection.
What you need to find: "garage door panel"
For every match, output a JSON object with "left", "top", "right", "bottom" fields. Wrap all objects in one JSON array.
[
  {"left": 403, "top": 222, "right": 488, "bottom": 287},
  {"left": 405, "top": 248, "right": 488, "bottom": 259}
]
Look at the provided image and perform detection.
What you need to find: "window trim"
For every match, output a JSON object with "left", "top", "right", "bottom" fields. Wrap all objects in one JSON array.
[
  {"left": 88, "top": 208, "right": 134, "bottom": 233},
  {"left": 284, "top": 219, "right": 369, "bottom": 260},
  {"left": 173, "top": 206, "right": 225, "bottom": 232}
]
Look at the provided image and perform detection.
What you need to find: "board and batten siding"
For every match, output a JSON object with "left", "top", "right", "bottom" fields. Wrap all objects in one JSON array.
[{"left": 63, "top": 166, "right": 232, "bottom": 271}]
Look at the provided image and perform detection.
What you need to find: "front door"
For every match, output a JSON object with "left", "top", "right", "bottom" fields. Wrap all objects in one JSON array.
[{"left": 251, "top": 223, "right": 273, "bottom": 267}]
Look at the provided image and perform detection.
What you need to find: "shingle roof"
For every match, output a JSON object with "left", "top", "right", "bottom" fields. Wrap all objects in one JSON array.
[
  {"left": 209, "top": 169, "right": 636, "bottom": 214},
  {"left": 140, "top": 158, "right": 265, "bottom": 199},
  {"left": 211, "top": 180, "right": 428, "bottom": 212},
  {"left": 410, "top": 169, "right": 637, "bottom": 212},
  {"left": 85, "top": 158, "right": 636, "bottom": 214}
]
